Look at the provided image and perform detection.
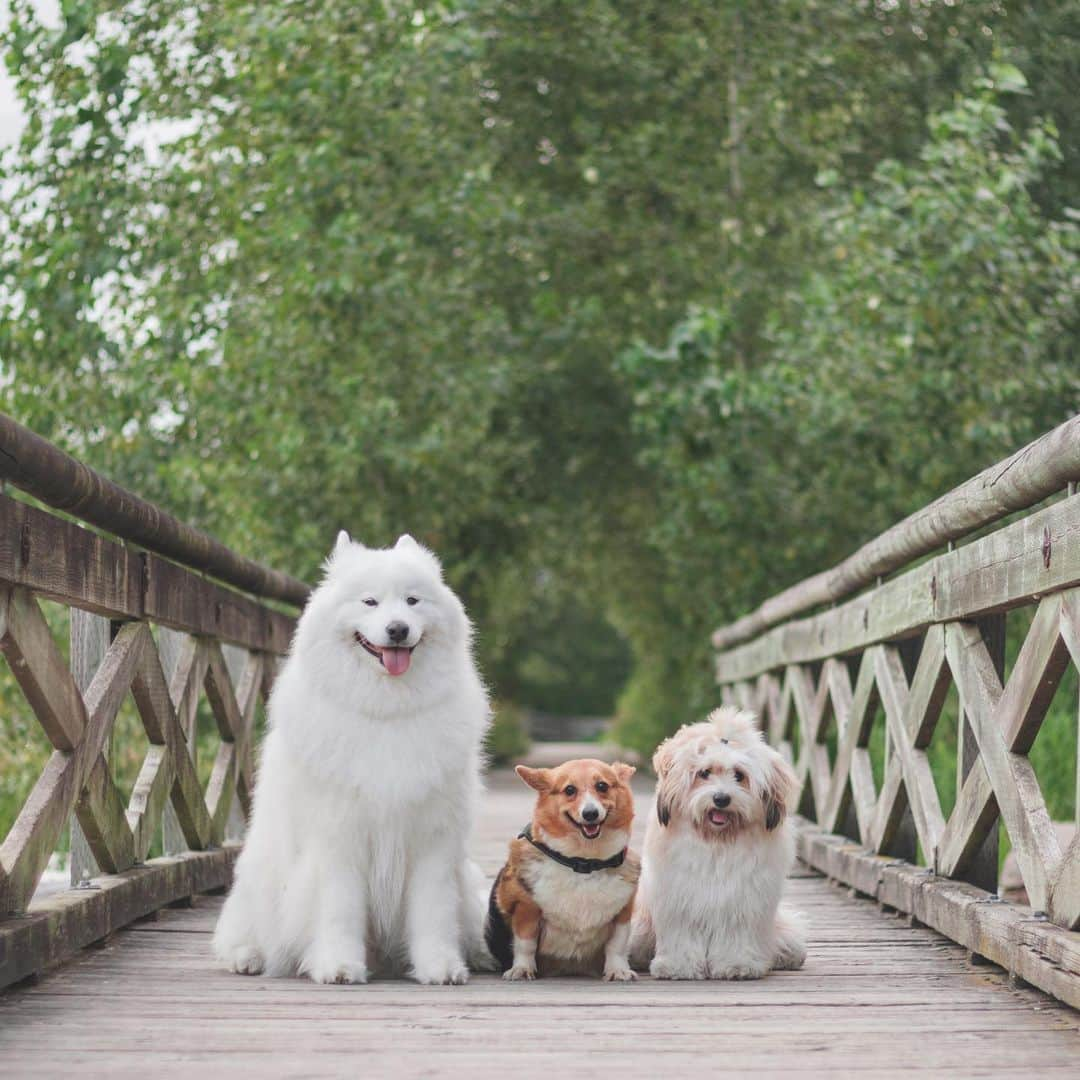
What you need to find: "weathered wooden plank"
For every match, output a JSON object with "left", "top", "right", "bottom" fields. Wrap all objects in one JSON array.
[
  {"left": 0, "top": 847, "right": 238, "bottom": 989},
  {"left": 944, "top": 622, "right": 1061, "bottom": 914},
  {"left": 793, "top": 820, "right": 1080, "bottom": 1009},
  {"left": 130, "top": 639, "right": 212, "bottom": 852},
  {"left": 0, "top": 624, "right": 145, "bottom": 914},
  {"left": 713, "top": 418, "right": 1080, "bottom": 651},
  {"left": 143, "top": 552, "right": 295, "bottom": 654},
  {"left": 0, "top": 587, "right": 85, "bottom": 751},
  {"left": 715, "top": 493, "right": 1080, "bottom": 682},
  {"left": 0, "top": 412, "right": 308, "bottom": 606},
  {"left": 127, "top": 745, "right": 176, "bottom": 862}
]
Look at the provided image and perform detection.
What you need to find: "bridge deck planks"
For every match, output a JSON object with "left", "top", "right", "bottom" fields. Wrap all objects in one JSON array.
[{"left": 2, "top": 770, "right": 1079, "bottom": 1078}]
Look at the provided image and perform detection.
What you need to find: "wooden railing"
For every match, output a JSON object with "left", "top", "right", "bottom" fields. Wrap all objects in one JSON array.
[
  {"left": 0, "top": 414, "right": 303, "bottom": 988},
  {"left": 712, "top": 414, "right": 1080, "bottom": 1009}
]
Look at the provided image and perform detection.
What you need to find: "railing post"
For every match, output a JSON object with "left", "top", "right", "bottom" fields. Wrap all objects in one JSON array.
[
  {"left": 958, "top": 613, "right": 1004, "bottom": 895},
  {"left": 69, "top": 610, "right": 112, "bottom": 885},
  {"left": 159, "top": 626, "right": 196, "bottom": 857}
]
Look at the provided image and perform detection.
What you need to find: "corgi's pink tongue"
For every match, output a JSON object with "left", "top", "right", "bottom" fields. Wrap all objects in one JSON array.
[{"left": 381, "top": 648, "right": 411, "bottom": 676}]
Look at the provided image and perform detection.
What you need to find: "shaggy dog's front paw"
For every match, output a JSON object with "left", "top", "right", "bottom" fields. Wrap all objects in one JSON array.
[
  {"left": 603, "top": 966, "right": 637, "bottom": 982},
  {"left": 309, "top": 958, "right": 369, "bottom": 985},
  {"left": 503, "top": 963, "right": 537, "bottom": 981},
  {"left": 412, "top": 956, "right": 470, "bottom": 985},
  {"left": 222, "top": 945, "right": 265, "bottom": 976},
  {"left": 709, "top": 962, "right": 768, "bottom": 981},
  {"left": 650, "top": 955, "right": 704, "bottom": 981}
]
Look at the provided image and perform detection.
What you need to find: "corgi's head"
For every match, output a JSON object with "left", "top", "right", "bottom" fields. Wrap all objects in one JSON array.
[{"left": 515, "top": 758, "right": 636, "bottom": 858}]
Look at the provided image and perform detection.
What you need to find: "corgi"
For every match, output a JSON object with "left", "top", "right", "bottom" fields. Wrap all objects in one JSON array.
[{"left": 485, "top": 759, "right": 639, "bottom": 981}]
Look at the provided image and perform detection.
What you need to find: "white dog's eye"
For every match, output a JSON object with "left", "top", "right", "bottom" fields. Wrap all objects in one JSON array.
[
  {"left": 698, "top": 768, "right": 711, "bottom": 780},
  {"left": 363, "top": 598, "right": 378, "bottom": 607},
  {"left": 406, "top": 596, "right": 419, "bottom": 606}
]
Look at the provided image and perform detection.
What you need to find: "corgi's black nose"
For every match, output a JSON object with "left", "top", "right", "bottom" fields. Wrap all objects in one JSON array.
[
  {"left": 712, "top": 793, "right": 731, "bottom": 809},
  {"left": 581, "top": 806, "right": 601, "bottom": 823},
  {"left": 386, "top": 621, "right": 409, "bottom": 644}
]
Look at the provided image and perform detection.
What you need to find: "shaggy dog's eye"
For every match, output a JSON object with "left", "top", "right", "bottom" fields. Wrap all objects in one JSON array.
[
  {"left": 363, "top": 598, "right": 378, "bottom": 607},
  {"left": 406, "top": 596, "right": 419, "bottom": 606},
  {"left": 733, "top": 768, "right": 746, "bottom": 783},
  {"left": 564, "top": 785, "right": 577, "bottom": 797},
  {"left": 595, "top": 781, "right": 609, "bottom": 793},
  {"left": 698, "top": 768, "right": 711, "bottom": 780}
]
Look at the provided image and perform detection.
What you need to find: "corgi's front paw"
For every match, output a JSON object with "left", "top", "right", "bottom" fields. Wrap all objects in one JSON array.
[
  {"left": 603, "top": 965, "right": 637, "bottom": 982},
  {"left": 504, "top": 962, "right": 537, "bottom": 981}
]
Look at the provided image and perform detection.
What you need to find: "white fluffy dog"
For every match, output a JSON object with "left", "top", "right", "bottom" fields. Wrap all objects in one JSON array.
[
  {"left": 630, "top": 707, "right": 806, "bottom": 980},
  {"left": 213, "top": 532, "right": 491, "bottom": 985}
]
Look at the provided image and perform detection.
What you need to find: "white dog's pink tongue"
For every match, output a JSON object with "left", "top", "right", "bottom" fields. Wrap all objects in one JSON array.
[{"left": 381, "top": 647, "right": 411, "bottom": 676}]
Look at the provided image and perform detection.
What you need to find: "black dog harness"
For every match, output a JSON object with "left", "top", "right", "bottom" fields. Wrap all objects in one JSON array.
[{"left": 517, "top": 824, "right": 627, "bottom": 875}]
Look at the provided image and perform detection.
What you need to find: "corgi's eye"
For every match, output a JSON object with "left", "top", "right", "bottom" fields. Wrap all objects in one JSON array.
[
  {"left": 563, "top": 785, "right": 577, "bottom": 797},
  {"left": 595, "top": 781, "right": 609, "bottom": 793},
  {"left": 733, "top": 768, "right": 746, "bottom": 783},
  {"left": 698, "top": 768, "right": 711, "bottom": 780},
  {"left": 363, "top": 598, "right": 378, "bottom": 607},
  {"left": 406, "top": 596, "right": 419, "bottom": 606}
]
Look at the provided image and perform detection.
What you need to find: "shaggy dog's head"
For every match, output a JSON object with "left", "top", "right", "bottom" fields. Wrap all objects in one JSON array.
[
  {"left": 516, "top": 758, "right": 636, "bottom": 858},
  {"left": 295, "top": 531, "right": 470, "bottom": 682},
  {"left": 652, "top": 707, "right": 796, "bottom": 841}
]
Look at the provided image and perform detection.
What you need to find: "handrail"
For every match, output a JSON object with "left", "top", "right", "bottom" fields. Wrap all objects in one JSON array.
[
  {"left": 0, "top": 412, "right": 309, "bottom": 607},
  {"left": 712, "top": 413, "right": 1080, "bottom": 651}
]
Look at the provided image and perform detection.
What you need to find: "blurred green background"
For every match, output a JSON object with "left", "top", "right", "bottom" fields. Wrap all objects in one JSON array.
[{"left": 1, "top": 2, "right": 1078, "bottom": 844}]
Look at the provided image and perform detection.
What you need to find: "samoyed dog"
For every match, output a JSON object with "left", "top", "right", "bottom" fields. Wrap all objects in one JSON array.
[{"left": 213, "top": 532, "right": 491, "bottom": 984}]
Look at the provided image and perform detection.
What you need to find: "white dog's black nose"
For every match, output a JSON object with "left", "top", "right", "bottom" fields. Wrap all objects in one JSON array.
[
  {"left": 386, "top": 621, "right": 410, "bottom": 644},
  {"left": 712, "top": 793, "right": 732, "bottom": 809},
  {"left": 581, "top": 805, "right": 601, "bottom": 823}
]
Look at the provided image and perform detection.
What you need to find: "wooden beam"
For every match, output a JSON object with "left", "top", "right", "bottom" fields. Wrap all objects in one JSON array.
[
  {"left": 713, "top": 416, "right": 1080, "bottom": 651},
  {"left": 0, "top": 847, "right": 238, "bottom": 990},
  {"left": 0, "top": 412, "right": 309, "bottom": 606},
  {"left": 715, "top": 492, "right": 1080, "bottom": 683}
]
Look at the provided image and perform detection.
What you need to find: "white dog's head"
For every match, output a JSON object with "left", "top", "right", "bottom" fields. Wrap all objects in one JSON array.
[
  {"left": 652, "top": 707, "right": 796, "bottom": 841},
  {"left": 295, "top": 531, "right": 471, "bottom": 683}
]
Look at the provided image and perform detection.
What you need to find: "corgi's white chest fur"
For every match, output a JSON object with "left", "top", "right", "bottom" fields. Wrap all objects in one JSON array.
[{"left": 521, "top": 852, "right": 637, "bottom": 969}]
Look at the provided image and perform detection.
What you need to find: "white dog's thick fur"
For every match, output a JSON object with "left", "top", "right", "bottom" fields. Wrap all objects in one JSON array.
[
  {"left": 213, "top": 532, "right": 491, "bottom": 985},
  {"left": 630, "top": 707, "right": 806, "bottom": 980}
]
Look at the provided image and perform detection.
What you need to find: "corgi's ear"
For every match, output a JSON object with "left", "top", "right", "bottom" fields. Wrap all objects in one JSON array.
[
  {"left": 612, "top": 762, "right": 636, "bottom": 784},
  {"left": 515, "top": 765, "right": 552, "bottom": 792}
]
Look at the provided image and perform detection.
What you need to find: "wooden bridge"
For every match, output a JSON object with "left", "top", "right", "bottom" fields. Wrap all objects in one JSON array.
[{"left": 1, "top": 412, "right": 1079, "bottom": 1076}]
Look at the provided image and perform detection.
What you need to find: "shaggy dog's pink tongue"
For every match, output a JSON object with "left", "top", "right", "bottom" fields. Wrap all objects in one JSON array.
[
  {"left": 708, "top": 810, "right": 729, "bottom": 827},
  {"left": 381, "top": 647, "right": 412, "bottom": 676}
]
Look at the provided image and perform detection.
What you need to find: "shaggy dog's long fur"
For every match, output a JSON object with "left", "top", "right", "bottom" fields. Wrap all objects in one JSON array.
[
  {"left": 213, "top": 532, "right": 491, "bottom": 985},
  {"left": 630, "top": 707, "right": 806, "bottom": 980}
]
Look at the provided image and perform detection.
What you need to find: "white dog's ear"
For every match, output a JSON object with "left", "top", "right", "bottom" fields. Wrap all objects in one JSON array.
[
  {"left": 612, "top": 762, "right": 636, "bottom": 784},
  {"left": 334, "top": 529, "right": 353, "bottom": 555},
  {"left": 395, "top": 533, "right": 443, "bottom": 572},
  {"left": 515, "top": 765, "right": 552, "bottom": 792},
  {"left": 762, "top": 748, "right": 798, "bottom": 831}
]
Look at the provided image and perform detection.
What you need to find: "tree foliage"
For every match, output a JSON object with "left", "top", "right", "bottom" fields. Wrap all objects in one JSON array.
[{"left": 1, "top": 0, "right": 1077, "bottom": 760}]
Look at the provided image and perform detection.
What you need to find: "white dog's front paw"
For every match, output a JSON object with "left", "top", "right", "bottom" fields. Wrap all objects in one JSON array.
[
  {"left": 603, "top": 965, "right": 637, "bottom": 982},
  {"left": 503, "top": 962, "right": 537, "bottom": 981},
  {"left": 308, "top": 957, "right": 369, "bottom": 985},
  {"left": 221, "top": 944, "right": 264, "bottom": 976},
  {"left": 412, "top": 954, "right": 469, "bottom": 985},
  {"left": 650, "top": 955, "right": 705, "bottom": 981},
  {"left": 773, "top": 940, "right": 807, "bottom": 971}
]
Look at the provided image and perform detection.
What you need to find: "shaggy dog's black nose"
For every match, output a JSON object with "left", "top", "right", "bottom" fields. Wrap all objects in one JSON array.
[
  {"left": 386, "top": 621, "right": 409, "bottom": 644},
  {"left": 712, "top": 793, "right": 731, "bottom": 809},
  {"left": 581, "top": 806, "right": 601, "bottom": 822}
]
